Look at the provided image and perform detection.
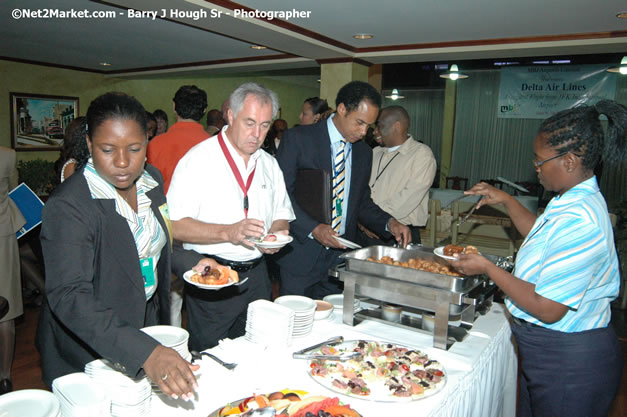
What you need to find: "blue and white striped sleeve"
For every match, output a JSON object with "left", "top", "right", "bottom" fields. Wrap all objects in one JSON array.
[{"left": 534, "top": 216, "right": 604, "bottom": 310}]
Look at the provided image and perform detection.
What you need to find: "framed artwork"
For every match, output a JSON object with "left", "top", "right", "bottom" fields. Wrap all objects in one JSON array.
[{"left": 10, "top": 92, "right": 79, "bottom": 151}]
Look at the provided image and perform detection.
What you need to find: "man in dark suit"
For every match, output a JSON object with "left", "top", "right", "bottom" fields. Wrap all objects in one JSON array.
[{"left": 275, "top": 81, "right": 411, "bottom": 298}]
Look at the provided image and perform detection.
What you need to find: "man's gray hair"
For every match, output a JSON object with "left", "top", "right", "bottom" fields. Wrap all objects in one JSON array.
[{"left": 229, "top": 82, "right": 280, "bottom": 120}]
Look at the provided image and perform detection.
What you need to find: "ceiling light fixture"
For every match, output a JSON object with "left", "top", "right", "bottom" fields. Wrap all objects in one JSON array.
[
  {"left": 250, "top": 45, "right": 266, "bottom": 50},
  {"left": 607, "top": 56, "right": 627, "bottom": 74},
  {"left": 616, "top": 11, "right": 627, "bottom": 19},
  {"left": 384, "top": 89, "right": 404, "bottom": 100},
  {"left": 353, "top": 34, "right": 373, "bottom": 40},
  {"left": 439, "top": 64, "right": 468, "bottom": 80}
]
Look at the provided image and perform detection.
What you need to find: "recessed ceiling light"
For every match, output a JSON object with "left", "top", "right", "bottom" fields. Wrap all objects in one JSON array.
[
  {"left": 616, "top": 11, "right": 627, "bottom": 19},
  {"left": 251, "top": 45, "right": 266, "bottom": 50},
  {"left": 353, "top": 34, "right": 373, "bottom": 40},
  {"left": 99, "top": 62, "right": 111, "bottom": 66}
]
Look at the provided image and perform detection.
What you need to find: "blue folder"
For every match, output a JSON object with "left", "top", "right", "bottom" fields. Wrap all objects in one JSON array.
[{"left": 8, "top": 183, "right": 44, "bottom": 239}]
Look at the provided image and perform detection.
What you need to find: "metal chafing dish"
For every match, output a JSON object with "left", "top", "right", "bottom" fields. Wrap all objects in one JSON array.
[{"left": 334, "top": 245, "right": 500, "bottom": 350}]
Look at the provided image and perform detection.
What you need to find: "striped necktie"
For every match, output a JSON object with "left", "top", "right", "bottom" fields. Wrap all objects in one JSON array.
[{"left": 331, "top": 139, "right": 346, "bottom": 232}]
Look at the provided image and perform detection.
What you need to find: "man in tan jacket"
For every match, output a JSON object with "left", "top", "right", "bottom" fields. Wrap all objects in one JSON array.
[
  {"left": 359, "top": 106, "right": 436, "bottom": 246},
  {"left": 0, "top": 146, "right": 26, "bottom": 394}
]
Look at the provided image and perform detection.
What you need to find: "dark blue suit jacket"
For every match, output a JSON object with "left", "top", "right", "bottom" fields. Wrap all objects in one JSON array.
[
  {"left": 36, "top": 164, "right": 172, "bottom": 386},
  {"left": 275, "top": 120, "right": 391, "bottom": 276}
]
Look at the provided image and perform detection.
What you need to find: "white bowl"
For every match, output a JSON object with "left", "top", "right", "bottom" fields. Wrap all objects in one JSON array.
[
  {"left": 323, "top": 294, "right": 360, "bottom": 311},
  {"left": 314, "top": 300, "right": 334, "bottom": 320}
]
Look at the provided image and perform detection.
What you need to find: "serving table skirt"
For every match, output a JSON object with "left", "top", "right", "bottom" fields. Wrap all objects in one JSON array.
[{"left": 148, "top": 302, "right": 517, "bottom": 417}]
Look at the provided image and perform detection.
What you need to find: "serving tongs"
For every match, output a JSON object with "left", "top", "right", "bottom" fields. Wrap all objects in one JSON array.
[
  {"left": 292, "top": 336, "right": 359, "bottom": 361},
  {"left": 457, "top": 195, "right": 484, "bottom": 226},
  {"left": 292, "top": 351, "right": 363, "bottom": 361},
  {"left": 443, "top": 193, "right": 471, "bottom": 209}
]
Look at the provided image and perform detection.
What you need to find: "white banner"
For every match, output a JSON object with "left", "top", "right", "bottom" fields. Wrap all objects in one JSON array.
[{"left": 497, "top": 64, "right": 617, "bottom": 119}]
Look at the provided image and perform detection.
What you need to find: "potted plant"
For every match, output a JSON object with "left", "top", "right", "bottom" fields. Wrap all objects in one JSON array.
[{"left": 17, "top": 159, "right": 57, "bottom": 196}]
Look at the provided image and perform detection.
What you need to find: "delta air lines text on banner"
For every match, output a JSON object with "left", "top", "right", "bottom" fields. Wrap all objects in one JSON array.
[{"left": 497, "top": 64, "right": 617, "bottom": 119}]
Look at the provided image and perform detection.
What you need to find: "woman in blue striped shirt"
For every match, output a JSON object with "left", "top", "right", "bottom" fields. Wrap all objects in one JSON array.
[{"left": 453, "top": 100, "right": 626, "bottom": 417}]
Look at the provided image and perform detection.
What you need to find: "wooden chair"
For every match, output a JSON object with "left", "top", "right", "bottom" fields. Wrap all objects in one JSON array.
[
  {"left": 449, "top": 201, "right": 518, "bottom": 257},
  {"left": 445, "top": 176, "right": 468, "bottom": 190},
  {"left": 421, "top": 199, "right": 452, "bottom": 248}
]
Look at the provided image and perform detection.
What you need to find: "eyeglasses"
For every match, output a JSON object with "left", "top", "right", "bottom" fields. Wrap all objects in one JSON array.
[{"left": 532, "top": 151, "right": 580, "bottom": 168}]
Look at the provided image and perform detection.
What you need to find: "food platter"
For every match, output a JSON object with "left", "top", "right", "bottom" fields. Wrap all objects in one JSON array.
[
  {"left": 308, "top": 340, "right": 446, "bottom": 402},
  {"left": 433, "top": 246, "right": 458, "bottom": 261},
  {"left": 183, "top": 270, "right": 237, "bottom": 290},
  {"left": 208, "top": 389, "right": 363, "bottom": 416},
  {"left": 248, "top": 234, "right": 293, "bottom": 249}
]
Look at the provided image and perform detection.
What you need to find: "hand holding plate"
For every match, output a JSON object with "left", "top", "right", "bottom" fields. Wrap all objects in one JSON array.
[
  {"left": 312, "top": 224, "right": 344, "bottom": 248},
  {"left": 228, "top": 218, "right": 265, "bottom": 247}
]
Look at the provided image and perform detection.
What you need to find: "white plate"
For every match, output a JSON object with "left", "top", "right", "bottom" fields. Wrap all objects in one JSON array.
[
  {"left": 247, "top": 234, "right": 293, "bottom": 249},
  {"left": 183, "top": 269, "right": 237, "bottom": 290},
  {"left": 274, "top": 295, "right": 316, "bottom": 312},
  {"left": 140, "top": 325, "right": 189, "bottom": 347},
  {"left": 332, "top": 236, "right": 362, "bottom": 249},
  {"left": 52, "top": 373, "right": 109, "bottom": 407},
  {"left": 433, "top": 246, "right": 458, "bottom": 261},
  {"left": 0, "top": 389, "right": 61, "bottom": 417}
]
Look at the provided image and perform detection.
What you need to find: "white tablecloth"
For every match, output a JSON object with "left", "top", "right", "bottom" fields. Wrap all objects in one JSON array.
[{"left": 151, "top": 303, "right": 517, "bottom": 417}]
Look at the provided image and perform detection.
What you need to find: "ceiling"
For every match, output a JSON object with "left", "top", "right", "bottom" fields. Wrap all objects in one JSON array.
[{"left": 1, "top": 0, "right": 626, "bottom": 77}]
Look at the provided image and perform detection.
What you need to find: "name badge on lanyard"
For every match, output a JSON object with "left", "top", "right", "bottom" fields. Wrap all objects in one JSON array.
[{"left": 140, "top": 257, "right": 155, "bottom": 288}]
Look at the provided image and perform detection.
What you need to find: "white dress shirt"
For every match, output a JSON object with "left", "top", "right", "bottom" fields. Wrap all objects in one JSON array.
[{"left": 167, "top": 127, "right": 295, "bottom": 261}]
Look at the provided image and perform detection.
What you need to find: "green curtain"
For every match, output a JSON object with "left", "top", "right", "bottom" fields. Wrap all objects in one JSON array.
[
  {"left": 383, "top": 89, "right": 444, "bottom": 162},
  {"left": 450, "top": 70, "right": 541, "bottom": 187},
  {"left": 450, "top": 70, "right": 625, "bottom": 207}
]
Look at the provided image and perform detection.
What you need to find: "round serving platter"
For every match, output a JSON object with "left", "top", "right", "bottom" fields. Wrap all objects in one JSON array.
[{"left": 308, "top": 339, "right": 447, "bottom": 402}]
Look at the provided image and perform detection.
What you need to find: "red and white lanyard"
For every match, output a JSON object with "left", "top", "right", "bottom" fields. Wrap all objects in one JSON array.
[{"left": 217, "top": 131, "right": 256, "bottom": 218}]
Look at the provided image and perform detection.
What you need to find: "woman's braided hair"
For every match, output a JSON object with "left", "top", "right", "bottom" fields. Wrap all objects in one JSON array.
[{"left": 537, "top": 100, "right": 627, "bottom": 171}]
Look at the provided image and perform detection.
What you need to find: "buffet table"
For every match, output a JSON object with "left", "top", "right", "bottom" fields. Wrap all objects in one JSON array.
[{"left": 151, "top": 303, "right": 517, "bottom": 417}]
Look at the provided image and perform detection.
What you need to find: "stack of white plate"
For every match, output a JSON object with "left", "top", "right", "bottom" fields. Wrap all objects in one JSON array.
[
  {"left": 140, "top": 325, "right": 192, "bottom": 362},
  {"left": 274, "top": 295, "right": 317, "bottom": 337},
  {"left": 323, "top": 294, "right": 361, "bottom": 312},
  {"left": 0, "top": 389, "right": 61, "bottom": 417},
  {"left": 245, "top": 299, "right": 295, "bottom": 346},
  {"left": 84, "top": 359, "right": 152, "bottom": 416},
  {"left": 52, "top": 373, "right": 110, "bottom": 417}
]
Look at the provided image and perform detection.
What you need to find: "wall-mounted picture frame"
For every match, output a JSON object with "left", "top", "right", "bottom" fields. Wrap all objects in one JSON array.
[{"left": 10, "top": 92, "right": 79, "bottom": 151}]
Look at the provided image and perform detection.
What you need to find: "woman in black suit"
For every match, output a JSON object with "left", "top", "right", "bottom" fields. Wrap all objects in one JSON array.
[{"left": 36, "top": 92, "right": 199, "bottom": 400}]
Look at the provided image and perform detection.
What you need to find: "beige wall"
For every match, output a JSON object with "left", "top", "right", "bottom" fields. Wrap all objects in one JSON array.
[
  {"left": 0, "top": 60, "right": 318, "bottom": 162},
  {"left": 320, "top": 62, "right": 370, "bottom": 106}
]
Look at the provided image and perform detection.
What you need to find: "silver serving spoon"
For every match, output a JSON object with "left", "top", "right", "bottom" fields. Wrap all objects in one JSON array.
[
  {"left": 190, "top": 350, "right": 237, "bottom": 370},
  {"left": 292, "top": 351, "right": 363, "bottom": 361},
  {"left": 233, "top": 277, "right": 249, "bottom": 286}
]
